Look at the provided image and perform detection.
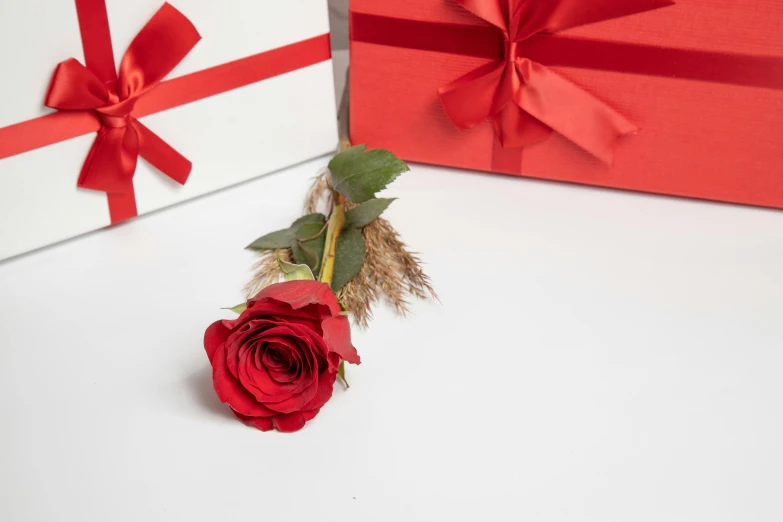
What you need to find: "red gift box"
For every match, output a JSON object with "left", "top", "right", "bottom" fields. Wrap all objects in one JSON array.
[{"left": 349, "top": 0, "right": 783, "bottom": 209}]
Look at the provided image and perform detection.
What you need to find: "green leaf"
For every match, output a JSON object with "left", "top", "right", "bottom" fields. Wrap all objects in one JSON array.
[
  {"left": 337, "top": 360, "right": 349, "bottom": 388},
  {"left": 292, "top": 222, "right": 327, "bottom": 272},
  {"left": 245, "top": 228, "right": 293, "bottom": 250},
  {"left": 328, "top": 145, "right": 409, "bottom": 203},
  {"left": 222, "top": 303, "right": 247, "bottom": 315},
  {"left": 293, "top": 240, "right": 320, "bottom": 270},
  {"left": 277, "top": 258, "right": 315, "bottom": 281},
  {"left": 292, "top": 213, "right": 327, "bottom": 228},
  {"left": 245, "top": 213, "right": 326, "bottom": 250},
  {"left": 295, "top": 222, "right": 327, "bottom": 242},
  {"left": 344, "top": 198, "right": 395, "bottom": 229},
  {"left": 331, "top": 227, "right": 366, "bottom": 292}
]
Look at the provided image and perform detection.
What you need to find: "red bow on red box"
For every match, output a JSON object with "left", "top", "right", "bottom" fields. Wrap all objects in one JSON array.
[
  {"left": 439, "top": 0, "right": 674, "bottom": 164},
  {"left": 352, "top": 0, "right": 783, "bottom": 172}
]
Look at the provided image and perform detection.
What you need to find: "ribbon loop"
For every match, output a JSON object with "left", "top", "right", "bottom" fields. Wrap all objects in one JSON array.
[
  {"left": 117, "top": 3, "right": 201, "bottom": 100},
  {"left": 46, "top": 58, "right": 110, "bottom": 110},
  {"left": 515, "top": 0, "right": 675, "bottom": 38}
]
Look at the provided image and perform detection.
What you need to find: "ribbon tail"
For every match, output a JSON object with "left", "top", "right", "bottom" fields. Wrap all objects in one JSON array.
[
  {"left": 133, "top": 121, "right": 191, "bottom": 185},
  {"left": 494, "top": 102, "right": 553, "bottom": 149},
  {"left": 514, "top": 59, "right": 636, "bottom": 164},
  {"left": 107, "top": 190, "right": 138, "bottom": 224},
  {"left": 439, "top": 61, "right": 506, "bottom": 130},
  {"left": 78, "top": 126, "right": 140, "bottom": 193}
]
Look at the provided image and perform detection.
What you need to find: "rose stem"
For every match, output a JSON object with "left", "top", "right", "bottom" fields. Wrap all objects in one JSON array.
[
  {"left": 318, "top": 191, "right": 345, "bottom": 287},
  {"left": 318, "top": 134, "right": 352, "bottom": 287}
]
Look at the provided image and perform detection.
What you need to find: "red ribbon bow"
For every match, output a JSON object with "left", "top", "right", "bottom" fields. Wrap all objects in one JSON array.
[
  {"left": 439, "top": 0, "right": 673, "bottom": 163},
  {"left": 45, "top": 3, "right": 199, "bottom": 198}
]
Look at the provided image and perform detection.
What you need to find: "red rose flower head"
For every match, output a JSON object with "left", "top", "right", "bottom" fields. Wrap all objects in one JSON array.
[{"left": 204, "top": 280, "right": 360, "bottom": 432}]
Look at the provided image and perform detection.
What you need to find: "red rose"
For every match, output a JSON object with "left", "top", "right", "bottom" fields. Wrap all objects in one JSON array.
[{"left": 204, "top": 280, "right": 360, "bottom": 432}]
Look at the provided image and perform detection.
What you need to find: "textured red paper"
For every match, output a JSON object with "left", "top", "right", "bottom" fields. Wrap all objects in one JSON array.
[{"left": 350, "top": 0, "right": 783, "bottom": 209}]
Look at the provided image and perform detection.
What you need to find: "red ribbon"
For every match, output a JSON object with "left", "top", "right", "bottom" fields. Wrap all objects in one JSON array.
[
  {"left": 352, "top": 0, "right": 783, "bottom": 172},
  {"left": 0, "top": 1, "right": 332, "bottom": 224}
]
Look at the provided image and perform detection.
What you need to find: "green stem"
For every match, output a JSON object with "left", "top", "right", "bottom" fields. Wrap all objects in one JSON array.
[{"left": 318, "top": 193, "right": 345, "bottom": 287}]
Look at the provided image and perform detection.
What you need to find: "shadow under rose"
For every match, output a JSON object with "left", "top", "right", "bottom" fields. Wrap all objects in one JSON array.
[{"left": 186, "top": 365, "right": 235, "bottom": 421}]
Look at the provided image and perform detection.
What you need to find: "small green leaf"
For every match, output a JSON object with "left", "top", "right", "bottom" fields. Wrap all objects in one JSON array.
[
  {"left": 293, "top": 240, "right": 320, "bottom": 270},
  {"left": 295, "top": 222, "right": 327, "bottom": 242},
  {"left": 278, "top": 258, "right": 315, "bottom": 281},
  {"left": 292, "top": 222, "right": 327, "bottom": 272},
  {"left": 328, "top": 145, "right": 409, "bottom": 203},
  {"left": 292, "top": 213, "right": 327, "bottom": 228},
  {"left": 344, "top": 198, "right": 395, "bottom": 229},
  {"left": 337, "top": 360, "right": 349, "bottom": 388},
  {"left": 331, "top": 227, "right": 366, "bottom": 292},
  {"left": 245, "top": 213, "right": 326, "bottom": 250},
  {"left": 222, "top": 303, "right": 247, "bottom": 315},
  {"left": 245, "top": 228, "right": 293, "bottom": 250}
]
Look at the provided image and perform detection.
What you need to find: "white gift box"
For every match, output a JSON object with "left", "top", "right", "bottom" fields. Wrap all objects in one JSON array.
[{"left": 0, "top": 0, "right": 338, "bottom": 261}]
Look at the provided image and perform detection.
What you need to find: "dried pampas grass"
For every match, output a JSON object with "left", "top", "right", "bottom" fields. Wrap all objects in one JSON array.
[
  {"left": 339, "top": 215, "right": 437, "bottom": 328},
  {"left": 311, "top": 172, "right": 437, "bottom": 327},
  {"left": 244, "top": 248, "right": 293, "bottom": 298}
]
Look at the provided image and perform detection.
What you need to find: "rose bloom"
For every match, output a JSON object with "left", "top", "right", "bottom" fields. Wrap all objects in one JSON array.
[{"left": 204, "top": 280, "right": 359, "bottom": 432}]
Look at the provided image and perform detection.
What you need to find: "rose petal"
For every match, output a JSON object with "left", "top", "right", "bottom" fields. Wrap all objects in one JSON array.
[
  {"left": 327, "top": 352, "right": 341, "bottom": 372},
  {"left": 212, "top": 343, "right": 276, "bottom": 417},
  {"left": 243, "top": 302, "right": 329, "bottom": 327},
  {"left": 238, "top": 301, "right": 301, "bottom": 322},
  {"left": 272, "top": 412, "right": 307, "bottom": 432},
  {"left": 225, "top": 337, "right": 243, "bottom": 380},
  {"left": 322, "top": 316, "right": 360, "bottom": 365},
  {"left": 233, "top": 411, "right": 274, "bottom": 432},
  {"left": 301, "top": 408, "right": 321, "bottom": 422},
  {"left": 204, "top": 320, "right": 232, "bottom": 363},
  {"left": 269, "top": 312, "right": 323, "bottom": 335},
  {"left": 250, "top": 280, "right": 341, "bottom": 315},
  {"left": 265, "top": 378, "right": 319, "bottom": 414},
  {"left": 301, "top": 370, "right": 338, "bottom": 413},
  {"left": 225, "top": 319, "right": 279, "bottom": 350},
  {"left": 271, "top": 321, "right": 331, "bottom": 360},
  {"left": 238, "top": 350, "right": 304, "bottom": 403},
  {"left": 262, "top": 339, "right": 303, "bottom": 383},
  {"left": 255, "top": 324, "right": 325, "bottom": 375}
]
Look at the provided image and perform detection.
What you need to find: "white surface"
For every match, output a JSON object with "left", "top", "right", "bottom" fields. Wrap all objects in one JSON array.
[
  {"left": 0, "top": 0, "right": 337, "bottom": 260},
  {"left": 2, "top": 156, "right": 783, "bottom": 521}
]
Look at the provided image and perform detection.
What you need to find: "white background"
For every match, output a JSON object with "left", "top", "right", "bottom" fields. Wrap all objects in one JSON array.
[{"left": 2, "top": 52, "right": 783, "bottom": 521}]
